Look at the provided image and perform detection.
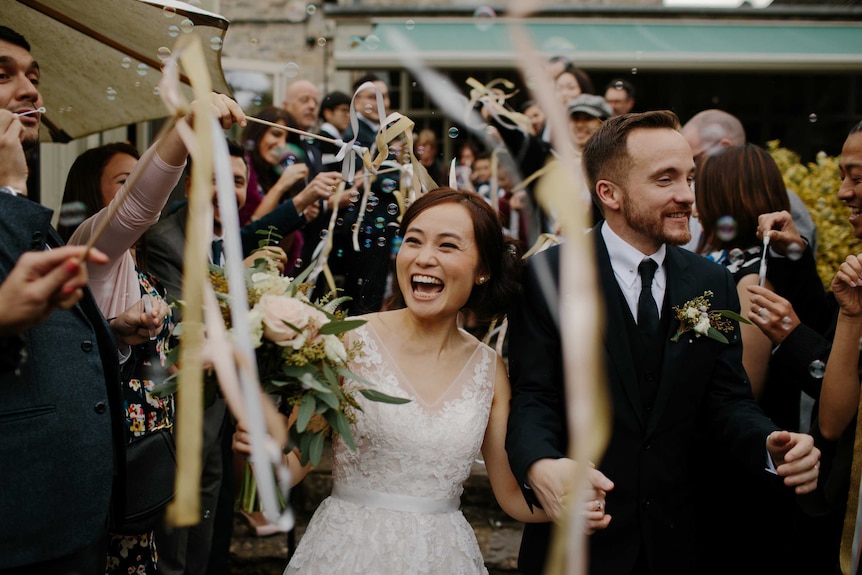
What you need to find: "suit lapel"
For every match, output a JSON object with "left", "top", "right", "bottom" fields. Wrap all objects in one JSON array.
[
  {"left": 594, "top": 231, "right": 647, "bottom": 430},
  {"left": 646, "top": 246, "right": 697, "bottom": 436}
]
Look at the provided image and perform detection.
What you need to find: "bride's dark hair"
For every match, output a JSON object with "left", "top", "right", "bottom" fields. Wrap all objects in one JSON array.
[{"left": 383, "top": 187, "right": 524, "bottom": 323}]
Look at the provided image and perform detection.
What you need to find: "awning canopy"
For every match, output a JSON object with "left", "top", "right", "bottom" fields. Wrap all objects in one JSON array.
[{"left": 333, "top": 18, "right": 862, "bottom": 72}]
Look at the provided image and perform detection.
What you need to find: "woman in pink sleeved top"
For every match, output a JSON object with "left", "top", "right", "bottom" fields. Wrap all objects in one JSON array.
[{"left": 59, "top": 93, "right": 247, "bottom": 574}]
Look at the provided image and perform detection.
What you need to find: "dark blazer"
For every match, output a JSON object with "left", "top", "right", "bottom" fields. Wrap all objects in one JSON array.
[
  {"left": 143, "top": 200, "right": 306, "bottom": 310},
  {"left": 506, "top": 228, "right": 779, "bottom": 575},
  {"left": 0, "top": 194, "right": 124, "bottom": 568},
  {"left": 342, "top": 115, "right": 379, "bottom": 154}
]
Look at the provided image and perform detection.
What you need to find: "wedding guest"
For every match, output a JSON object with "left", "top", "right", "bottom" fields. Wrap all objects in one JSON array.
[
  {"left": 283, "top": 79, "right": 353, "bottom": 274},
  {"left": 471, "top": 151, "right": 493, "bottom": 199},
  {"left": 238, "top": 106, "right": 310, "bottom": 271},
  {"left": 454, "top": 140, "right": 481, "bottom": 191},
  {"left": 695, "top": 144, "right": 826, "bottom": 409},
  {"left": 142, "top": 139, "right": 314, "bottom": 575},
  {"left": 520, "top": 99, "right": 547, "bottom": 139},
  {"left": 808, "top": 253, "right": 862, "bottom": 575},
  {"left": 415, "top": 128, "right": 444, "bottom": 185},
  {"left": 282, "top": 79, "right": 321, "bottom": 149},
  {"left": 506, "top": 110, "right": 821, "bottom": 575},
  {"left": 554, "top": 63, "right": 595, "bottom": 106},
  {"left": 343, "top": 72, "right": 391, "bottom": 154},
  {"left": 234, "top": 187, "right": 611, "bottom": 574},
  {"left": 316, "top": 90, "right": 352, "bottom": 172},
  {"left": 680, "top": 108, "right": 818, "bottom": 255},
  {"left": 603, "top": 79, "right": 636, "bottom": 117},
  {"left": 0, "top": 25, "right": 157, "bottom": 574},
  {"left": 748, "top": 120, "right": 862, "bottom": 575},
  {"left": 692, "top": 143, "right": 828, "bottom": 574},
  {"left": 61, "top": 138, "right": 179, "bottom": 574}
]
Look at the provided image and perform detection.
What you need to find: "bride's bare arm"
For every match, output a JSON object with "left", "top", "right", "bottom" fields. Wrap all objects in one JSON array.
[{"left": 481, "top": 354, "right": 550, "bottom": 524}]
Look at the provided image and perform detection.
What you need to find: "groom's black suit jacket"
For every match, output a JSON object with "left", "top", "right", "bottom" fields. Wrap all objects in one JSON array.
[{"left": 506, "top": 226, "right": 780, "bottom": 575}]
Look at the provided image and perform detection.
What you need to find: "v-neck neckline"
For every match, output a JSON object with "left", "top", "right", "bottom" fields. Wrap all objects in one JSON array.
[{"left": 365, "top": 322, "right": 481, "bottom": 408}]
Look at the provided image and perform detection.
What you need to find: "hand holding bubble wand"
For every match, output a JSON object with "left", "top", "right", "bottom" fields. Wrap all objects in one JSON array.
[{"left": 141, "top": 294, "right": 158, "bottom": 341}]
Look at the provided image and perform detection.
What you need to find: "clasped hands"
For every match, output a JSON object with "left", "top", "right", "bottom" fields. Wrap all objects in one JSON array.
[{"left": 526, "top": 457, "right": 614, "bottom": 534}]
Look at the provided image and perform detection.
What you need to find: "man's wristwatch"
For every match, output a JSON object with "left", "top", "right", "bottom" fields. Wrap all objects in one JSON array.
[{"left": 0, "top": 186, "right": 24, "bottom": 197}]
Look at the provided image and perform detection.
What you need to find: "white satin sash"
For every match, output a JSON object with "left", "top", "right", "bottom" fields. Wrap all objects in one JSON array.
[{"left": 332, "top": 483, "right": 460, "bottom": 515}]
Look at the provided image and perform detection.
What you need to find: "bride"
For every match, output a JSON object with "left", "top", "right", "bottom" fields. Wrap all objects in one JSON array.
[{"left": 234, "top": 187, "right": 610, "bottom": 574}]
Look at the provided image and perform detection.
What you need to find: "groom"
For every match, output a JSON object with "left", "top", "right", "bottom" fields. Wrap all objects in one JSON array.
[{"left": 505, "top": 110, "right": 821, "bottom": 575}]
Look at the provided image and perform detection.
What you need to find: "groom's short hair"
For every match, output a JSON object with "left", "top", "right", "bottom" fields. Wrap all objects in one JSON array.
[
  {"left": 0, "top": 26, "right": 30, "bottom": 51},
  {"left": 582, "top": 110, "right": 681, "bottom": 208}
]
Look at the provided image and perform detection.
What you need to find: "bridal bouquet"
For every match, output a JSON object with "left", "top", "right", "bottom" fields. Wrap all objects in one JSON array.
[{"left": 210, "top": 239, "right": 407, "bottom": 466}]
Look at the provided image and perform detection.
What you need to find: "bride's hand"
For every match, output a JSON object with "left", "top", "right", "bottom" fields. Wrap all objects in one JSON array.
[{"left": 232, "top": 420, "right": 253, "bottom": 455}]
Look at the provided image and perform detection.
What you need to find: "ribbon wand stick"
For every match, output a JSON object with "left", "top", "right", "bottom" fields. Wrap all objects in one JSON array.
[{"left": 758, "top": 232, "right": 771, "bottom": 287}]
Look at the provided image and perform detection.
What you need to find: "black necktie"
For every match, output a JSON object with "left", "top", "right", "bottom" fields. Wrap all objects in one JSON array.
[
  {"left": 637, "top": 259, "right": 660, "bottom": 336},
  {"left": 211, "top": 239, "right": 223, "bottom": 265}
]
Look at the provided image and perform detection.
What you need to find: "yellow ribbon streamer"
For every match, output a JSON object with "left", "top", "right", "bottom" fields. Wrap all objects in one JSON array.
[{"left": 166, "top": 33, "right": 212, "bottom": 527}]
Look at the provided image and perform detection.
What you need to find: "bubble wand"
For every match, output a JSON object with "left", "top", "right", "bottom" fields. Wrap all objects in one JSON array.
[
  {"left": 758, "top": 232, "right": 770, "bottom": 287},
  {"left": 13, "top": 107, "right": 45, "bottom": 117}
]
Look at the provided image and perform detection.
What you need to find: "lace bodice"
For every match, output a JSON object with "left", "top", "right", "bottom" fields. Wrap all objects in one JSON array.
[
  {"left": 285, "top": 322, "right": 496, "bottom": 574},
  {"left": 332, "top": 323, "right": 496, "bottom": 501}
]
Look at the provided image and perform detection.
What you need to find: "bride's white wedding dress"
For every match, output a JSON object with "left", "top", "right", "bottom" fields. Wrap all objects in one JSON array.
[{"left": 284, "top": 323, "right": 495, "bottom": 575}]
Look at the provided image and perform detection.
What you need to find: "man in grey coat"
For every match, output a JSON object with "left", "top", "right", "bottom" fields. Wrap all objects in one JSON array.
[{"left": 0, "top": 25, "right": 125, "bottom": 573}]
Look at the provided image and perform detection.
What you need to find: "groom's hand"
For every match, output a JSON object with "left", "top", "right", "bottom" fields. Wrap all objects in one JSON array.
[
  {"left": 527, "top": 458, "right": 614, "bottom": 531},
  {"left": 766, "top": 430, "right": 820, "bottom": 494}
]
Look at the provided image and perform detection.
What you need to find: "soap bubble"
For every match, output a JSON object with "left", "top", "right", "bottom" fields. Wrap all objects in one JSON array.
[
  {"left": 786, "top": 242, "right": 804, "bottom": 261},
  {"left": 715, "top": 215, "right": 737, "bottom": 242},
  {"left": 473, "top": 6, "right": 496, "bottom": 31},
  {"left": 808, "top": 359, "right": 825, "bottom": 378},
  {"left": 728, "top": 248, "right": 745, "bottom": 267}
]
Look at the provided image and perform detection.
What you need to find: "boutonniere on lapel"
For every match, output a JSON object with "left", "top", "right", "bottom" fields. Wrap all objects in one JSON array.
[{"left": 670, "top": 290, "right": 752, "bottom": 344}]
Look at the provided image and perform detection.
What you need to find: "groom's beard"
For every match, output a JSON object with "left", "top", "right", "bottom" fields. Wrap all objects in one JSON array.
[{"left": 621, "top": 196, "right": 692, "bottom": 247}]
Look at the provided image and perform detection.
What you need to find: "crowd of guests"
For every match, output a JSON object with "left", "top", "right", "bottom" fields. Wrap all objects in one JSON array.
[{"left": 1, "top": 21, "right": 860, "bottom": 575}]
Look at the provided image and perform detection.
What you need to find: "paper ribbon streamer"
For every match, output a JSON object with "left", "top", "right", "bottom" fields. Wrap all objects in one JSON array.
[
  {"left": 244, "top": 115, "right": 368, "bottom": 188},
  {"left": 465, "top": 77, "right": 532, "bottom": 134},
  {"left": 507, "top": 9, "right": 611, "bottom": 575},
  {"left": 351, "top": 170, "right": 374, "bottom": 253},
  {"left": 161, "top": 35, "right": 290, "bottom": 529},
  {"left": 209, "top": 126, "right": 293, "bottom": 529},
  {"left": 163, "top": 33, "right": 211, "bottom": 527},
  {"left": 448, "top": 158, "right": 458, "bottom": 189},
  {"left": 307, "top": 181, "right": 346, "bottom": 297},
  {"left": 289, "top": 79, "right": 439, "bottom": 283}
]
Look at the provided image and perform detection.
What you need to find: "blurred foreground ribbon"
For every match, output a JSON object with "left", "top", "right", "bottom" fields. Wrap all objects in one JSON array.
[
  {"left": 508, "top": 5, "right": 611, "bottom": 574},
  {"left": 162, "top": 34, "right": 288, "bottom": 528}
]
